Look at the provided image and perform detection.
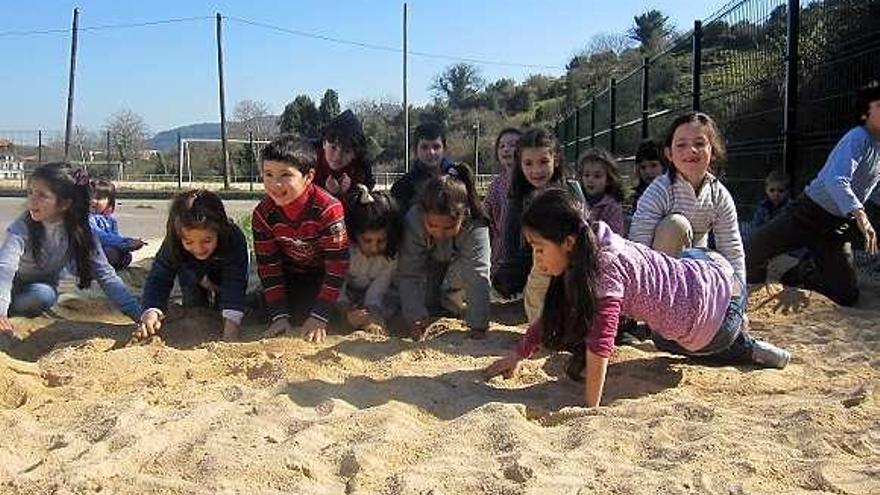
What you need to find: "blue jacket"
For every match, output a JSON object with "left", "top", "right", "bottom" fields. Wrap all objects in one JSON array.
[
  {"left": 89, "top": 212, "right": 129, "bottom": 249},
  {"left": 142, "top": 224, "right": 249, "bottom": 315}
]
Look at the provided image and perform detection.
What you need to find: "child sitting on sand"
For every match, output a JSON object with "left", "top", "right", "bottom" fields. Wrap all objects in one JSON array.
[
  {"left": 486, "top": 189, "right": 790, "bottom": 408},
  {"left": 88, "top": 179, "right": 146, "bottom": 271},
  {"left": 0, "top": 164, "right": 141, "bottom": 335}
]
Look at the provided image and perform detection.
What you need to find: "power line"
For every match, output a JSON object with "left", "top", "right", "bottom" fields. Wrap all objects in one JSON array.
[
  {"left": 0, "top": 16, "right": 212, "bottom": 37},
  {"left": 226, "top": 16, "right": 564, "bottom": 70}
]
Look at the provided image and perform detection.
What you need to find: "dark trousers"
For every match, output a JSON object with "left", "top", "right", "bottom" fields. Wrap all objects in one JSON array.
[
  {"left": 746, "top": 195, "right": 860, "bottom": 306},
  {"left": 104, "top": 246, "right": 133, "bottom": 271}
]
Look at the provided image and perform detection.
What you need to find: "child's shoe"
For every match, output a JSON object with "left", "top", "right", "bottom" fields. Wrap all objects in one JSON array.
[{"left": 751, "top": 340, "right": 791, "bottom": 369}]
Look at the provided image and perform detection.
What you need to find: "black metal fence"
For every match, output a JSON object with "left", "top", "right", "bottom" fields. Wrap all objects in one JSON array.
[{"left": 556, "top": 0, "right": 880, "bottom": 214}]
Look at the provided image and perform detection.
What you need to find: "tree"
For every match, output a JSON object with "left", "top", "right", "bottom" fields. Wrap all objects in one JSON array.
[
  {"left": 628, "top": 10, "right": 674, "bottom": 54},
  {"left": 105, "top": 109, "right": 149, "bottom": 165},
  {"left": 431, "top": 63, "right": 485, "bottom": 109},
  {"left": 278, "top": 95, "right": 320, "bottom": 137},
  {"left": 232, "top": 99, "right": 272, "bottom": 139},
  {"left": 318, "top": 89, "right": 341, "bottom": 128}
]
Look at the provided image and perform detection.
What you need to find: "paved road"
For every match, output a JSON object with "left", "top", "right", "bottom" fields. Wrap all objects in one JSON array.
[{"left": 0, "top": 197, "right": 259, "bottom": 242}]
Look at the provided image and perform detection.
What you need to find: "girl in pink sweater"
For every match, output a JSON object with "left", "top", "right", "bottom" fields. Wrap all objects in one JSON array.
[{"left": 486, "top": 188, "right": 790, "bottom": 408}]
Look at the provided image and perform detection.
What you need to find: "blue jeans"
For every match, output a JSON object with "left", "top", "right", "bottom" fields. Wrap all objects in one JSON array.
[
  {"left": 651, "top": 248, "right": 756, "bottom": 364},
  {"left": 9, "top": 282, "right": 58, "bottom": 317}
]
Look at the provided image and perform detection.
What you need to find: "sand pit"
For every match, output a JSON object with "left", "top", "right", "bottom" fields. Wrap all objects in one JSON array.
[{"left": 0, "top": 268, "right": 878, "bottom": 493}]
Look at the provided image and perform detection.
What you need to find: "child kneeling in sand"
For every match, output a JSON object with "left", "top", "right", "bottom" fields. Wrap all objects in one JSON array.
[
  {"left": 338, "top": 184, "right": 401, "bottom": 335},
  {"left": 252, "top": 134, "right": 350, "bottom": 344},
  {"left": 486, "top": 189, "right": 790, "bottom": 408},
  {"left": 134, "top": 190, "right": 249, "bottom": 341},
  {"left": 0, "top": 164, "right": 141, "bottom": 336}
]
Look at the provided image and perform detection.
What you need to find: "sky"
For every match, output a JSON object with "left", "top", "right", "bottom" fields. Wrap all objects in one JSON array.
[{"left": 0, "top": 0, "right": 727, "bottom": 135}]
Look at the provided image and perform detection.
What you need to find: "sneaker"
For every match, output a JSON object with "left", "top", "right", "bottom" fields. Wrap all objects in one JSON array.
[{"left": 751, "top": 340, "right": 791, "bottom": 369}]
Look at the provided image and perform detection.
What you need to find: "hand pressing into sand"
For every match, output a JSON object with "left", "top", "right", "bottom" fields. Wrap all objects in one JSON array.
[
  {"left": 263, "top": 317, "right": 292, "bottom": 339},
  {"left": 300, "top": 316, "right": 327, "bottom": 343},
  {"left": 0, "top": 316, "right": 15, "bottom": 332},
  {"left": 485, "top": 351, "right": 522, "bottom": 380},
  {"left": 222, "top": 319, "right": 241, "bottom": 342},
  {"left": 133, "top": 309, "right": 163, "bottom": 340},
  {"left": 854, "top": 208, "right": 877, "bottom": 255}
]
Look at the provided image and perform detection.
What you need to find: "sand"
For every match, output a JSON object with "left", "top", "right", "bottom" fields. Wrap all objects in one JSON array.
[{"left": 0, "top": 255, "right": 878, "bottom": 494}]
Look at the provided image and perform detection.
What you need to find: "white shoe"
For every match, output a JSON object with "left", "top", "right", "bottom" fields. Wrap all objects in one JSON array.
[{"left": 752, "top": 340, "right": 791, "bottom": 369}]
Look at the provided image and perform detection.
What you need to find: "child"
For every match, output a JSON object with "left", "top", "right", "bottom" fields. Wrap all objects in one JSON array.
[
  {"left": 134, "top": 190, "right": 249, "bottom": 342},
  {"left": 391, "top": 121, "right": 455, "bottom": 213},
  {"left": 483, "top": 127, "right": 522, "bottom": 275},
  {"left": 486, "top": 189, "right": 790, "bottom": 408},
  {"left": 314, "top": 109, "right": 375, "bottom": 197},
  {"left": 0, "top": 164, "right": 141, "bottom": 334},
  {"left": 253, "top": 134, "right": 350, "bottom": 343},
  {"left": 629, "top": 112, "right": 746, "bottom": 286},
  {"left": 747, "top": 83, "right": 880, "bottom": 306},
  {"left": 749, "top": 170, "right": 791, "bottom": 233},
  {"left": 339, "top": 184, "right": 401, "bottom": 335},
  {"left": 493, "top": 127, "right": 582, "bottom": 321},
  {"left": 397, "top": 163, "right": 491, "bottom": 339},
  {"left": 578, "top": 147, "right": 625, "bottom": 235},
  {"left": 88, "top": 179, "right": 146, "bottom": 271},
  {"left": 630, "top": 138, "right": 665, "bottom": 210}
]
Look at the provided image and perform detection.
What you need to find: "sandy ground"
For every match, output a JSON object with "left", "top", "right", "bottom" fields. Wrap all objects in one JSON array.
[{"left": 0, "top": 215, "right": 878, "bottom": 493}]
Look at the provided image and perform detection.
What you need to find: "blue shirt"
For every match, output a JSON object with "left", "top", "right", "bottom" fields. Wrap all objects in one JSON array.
[
  {"left": 805, "top": 126, "right": 880, "bottom": 218},
  {"left": 89, "top": 212, "right": 129, "bottom": 248}
]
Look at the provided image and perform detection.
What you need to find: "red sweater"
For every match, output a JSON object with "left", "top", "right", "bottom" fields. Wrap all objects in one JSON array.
[{"left": 252, "top": 183, "right": 349, "bottom": 322}]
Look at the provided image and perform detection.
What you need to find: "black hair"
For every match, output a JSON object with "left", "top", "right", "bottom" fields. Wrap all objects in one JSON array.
[
  {"left": 420, "top": 162, "right": 487, "bottom": 224},
  {"left": 26, "top": 163, "right": 95, "bottom": 289},
  {"left": 635, "top": 138, "right": 662, "bottom": 164},
  {"left": 663, "top": 112, "right": 727, "bottom": 181},
  {"left": 90, "top": 179, "right": 117, "bottom": 212},
  {"left": 165, "top": 189, "right": 233, "bottom": 262},
  {"left": 521, "top": 188, "right": 600, "bottom": 351},
  {"left": 856, "top": 81, "right": 880, "bottom": 125},
  {"left": 321, "top": 109, "right": 367, "bottom": 158},
  {"left": 261, "top": 133, "right": 317, "bottom": 174},
  {"left": 494, "top": 127, "right": 522, "bottom": 163},
  {"left": 413, "top": 121, "right": 447, "bottom": 148},
  {"left": 577, "top": 147, "right": 625, "bottom": 203},
  {"left": 345, "top": 184, "right": 402, "bottom": 258},
  {"left": 508, "top": 127, "right": 566, "bottom": 203}
]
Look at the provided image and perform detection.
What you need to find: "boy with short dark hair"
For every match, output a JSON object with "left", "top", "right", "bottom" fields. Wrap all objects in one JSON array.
[
  {"left": 252, "top": 134, "right": 350, "bottom": 343},
  {"left": 390, "top": 121, "right": 455, "bottom": 212}
]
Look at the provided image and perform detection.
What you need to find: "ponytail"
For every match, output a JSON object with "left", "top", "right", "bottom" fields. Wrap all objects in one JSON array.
[{"left": 419, "top": 162, "right": 486, "bottom": 224}]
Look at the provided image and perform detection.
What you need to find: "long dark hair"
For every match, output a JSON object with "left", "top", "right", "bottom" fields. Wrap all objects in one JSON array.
[
  {"left": 166, "top": 189, "right": 233, "bottom": 261},
  {"left": 508, "top": 127, "right": 566, "bottom": 203},
  {"left": 420, "top": 162, "right": 487, "bottom": 224},
  {"left": 577, "top": 147, "right": 625, "bottom": 203},
  {"left": 345, "top": 184, "right": 402, "bottom": 257},
  {"left": 522, "top": 188, "right": 600, "bottom": 350},
  {"left": 26, "top": 163, "right": 95, "bottom": 289}
]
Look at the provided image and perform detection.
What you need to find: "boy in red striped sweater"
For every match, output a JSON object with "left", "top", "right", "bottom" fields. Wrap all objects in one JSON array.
[{"left": 252, "top": 134, "right": 350, "bottom": 343}]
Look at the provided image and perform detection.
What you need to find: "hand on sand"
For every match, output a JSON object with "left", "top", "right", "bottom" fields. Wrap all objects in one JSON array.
[
  {"left": 0, "top": 316, "right": 15, "bottom": 332},
  {"left": 133, "top": 309, "right": 163, "bottom": 340},
  {"left": 346, "top": 307, "right": 370, "bottom": 329},
  {"left": 222, "top": 319, "right": 241, "bottom": 342},
  {"left": 300, "top": 316, "right": 327, "bottom": 343},
  {"left": 410, "top": 320, "right": 430, "bottom": 341},
  {"left": 263, "top": 317, "right": 292, "bottom": 339},
  {"left": 485, "top": 352, "right": 522, "bottom": 380},
  {"left": 854, "top": 208, "right": 877, "bottom": 255},
  {"left": 127, "top": 238, "right": 147, "bottom": 251}
]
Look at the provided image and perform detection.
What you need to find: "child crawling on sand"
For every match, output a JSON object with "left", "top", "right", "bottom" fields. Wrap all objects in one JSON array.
[{"left": 486, "top": 189, "right": 790, "bottom": 408}]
